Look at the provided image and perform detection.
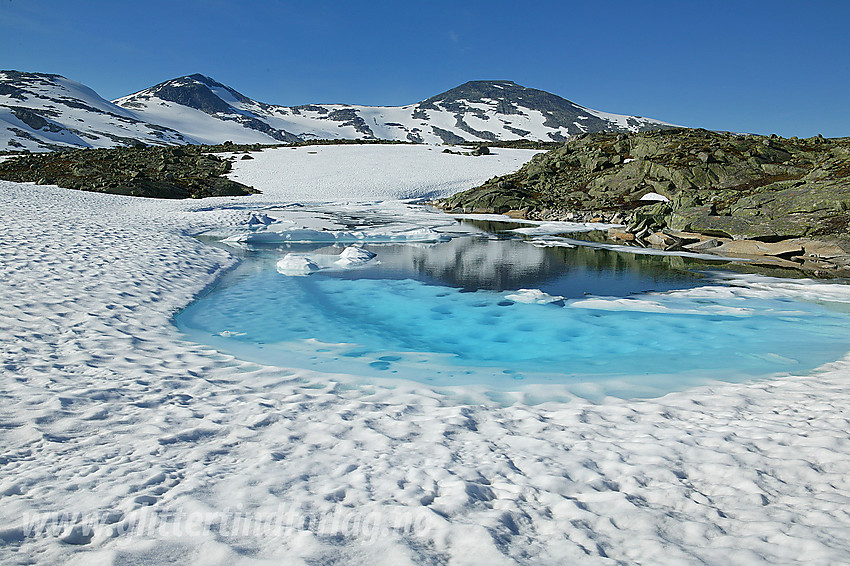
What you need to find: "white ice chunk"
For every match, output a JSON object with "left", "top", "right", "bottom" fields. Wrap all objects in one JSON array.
[
  {"left": 569, "top": 297, "right": 754, "bottom": 316},
  {"left": 217, "top": 330, "right": 246, "bottom": 337},
  {"left": 246, "top": 211, "right": 277, "bottom": 227},
  {"left": 504, "top": 289, "right": 565, "bottom": 304},
  {"left": 335, "top": 246, "right": 377, "bottom": 266},
  {"left": 276, "top": 247, "right": 377, "bottom": 275},
  {"left": 276, "top": 254, "right": 320, "bottom": 276},
  {"left": 527, "top": 236, "right": 743, "bottom": 261}
]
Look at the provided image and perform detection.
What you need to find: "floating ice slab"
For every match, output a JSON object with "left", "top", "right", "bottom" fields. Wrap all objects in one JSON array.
[
  {"left": 504, "top": 288, "right": 565, "bottom": 304},
  {"left": 223, "top": 226, "right": 451, "bottom": 245},
  {"left": 336, "top": 246, "right": 377, "bottom": 266},
  {"left": 510, "top": 221, "right": 623, "bottom": 236},
  {"left": 529, "top": 235, "right": 746, "bottom": 261},
  {"left": 275, "top": 246, "right": 379, "bottom": 276},
  {"left": 276, "top": 254, "right": 320, "bottom": 276},
  {"left": 448, "top": 213, "right": 623, "bottom": 235}
]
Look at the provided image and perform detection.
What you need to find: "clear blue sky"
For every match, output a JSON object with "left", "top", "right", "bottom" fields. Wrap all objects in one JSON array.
[{"left": 2, "top": 0, "right": 848, "bottom": 137}]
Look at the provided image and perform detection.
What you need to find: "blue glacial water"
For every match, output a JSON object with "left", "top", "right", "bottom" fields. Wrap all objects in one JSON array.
[{"left": 176, "top": 226, "right": 850, "bottom": 399}]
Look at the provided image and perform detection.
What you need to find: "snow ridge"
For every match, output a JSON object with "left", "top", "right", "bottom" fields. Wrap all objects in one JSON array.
[{"left": 0, "top": 71, "right": 188, "bottom": 152}]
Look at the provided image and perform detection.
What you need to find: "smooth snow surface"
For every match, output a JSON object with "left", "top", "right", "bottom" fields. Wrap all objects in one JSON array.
[
  {"left": 3, "top": 145, "right": 850, "bottom": 566},
  {"left": 226, "top": 144, "right": 541, "bottom": 201}
]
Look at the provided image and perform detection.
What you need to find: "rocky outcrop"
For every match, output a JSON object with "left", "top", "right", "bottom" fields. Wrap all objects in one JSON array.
[
  {"left": 437, "top": 128, "right": 850, "bottom": 276},
  {"left": 0, "top": 142, "right": 260, "bottom": 198}
]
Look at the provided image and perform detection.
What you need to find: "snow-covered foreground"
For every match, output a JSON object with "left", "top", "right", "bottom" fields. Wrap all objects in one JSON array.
[{"left": 2, "top": 145, "right": 850, "bottom": 565}]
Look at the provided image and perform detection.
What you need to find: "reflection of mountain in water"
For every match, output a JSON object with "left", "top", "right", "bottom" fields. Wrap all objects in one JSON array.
[
  {"left": 330, "top": 235, "right": 711, "bottom": 298},
  {"left": 407, "top": 237, "right": 557, "bottom": 291}
]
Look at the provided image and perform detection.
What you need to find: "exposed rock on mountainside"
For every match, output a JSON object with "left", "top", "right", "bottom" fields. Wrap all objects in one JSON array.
[
  {"left": 0, "top": 143, "right": 258, "bottom": 198},
  {"left": 437, "top": 128, "right": 850, "bottom": 275},
  {"left": 417, "top": 81, "right": 671, "bottom": 142}
]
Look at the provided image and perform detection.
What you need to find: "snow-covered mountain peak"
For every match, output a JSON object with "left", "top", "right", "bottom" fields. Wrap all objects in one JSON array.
[
  {"left": 0, "top": 70, "right": 188, "bottom": 152},
  {"left": 421, "top": 79, "right": 543, "bottom": 108},
  {"left": 416, "top": 79, "right": 671, "bottom": 142},
  {"left": 114, "top": 74, "right": 302, "bottom": 145},
  {"left": 113, "top": 74, "right": 675, "bottom": 146},
  {"left": 118, "top": 73, "right": 253, "bottom": 113}
]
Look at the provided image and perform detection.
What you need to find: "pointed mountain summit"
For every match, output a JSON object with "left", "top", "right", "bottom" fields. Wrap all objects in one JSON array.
[
  {"left": 132, "top": 73, "right": 251, "bottom": 114},
  {"left": 417, "top": 80, "right": 668, "bottom": 141},
  {"left": 115, "top": 74, "right": 302, "bottom": 144}
]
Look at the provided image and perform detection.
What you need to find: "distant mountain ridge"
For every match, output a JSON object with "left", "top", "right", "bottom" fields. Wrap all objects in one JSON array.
[{"left": 1, "top": 71, "right": 675, "bottom": 152}]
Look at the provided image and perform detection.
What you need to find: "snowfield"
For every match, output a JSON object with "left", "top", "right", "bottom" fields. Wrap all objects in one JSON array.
[
  {"left": 2, "top": 145, "right": 850, "bottom": 565},
  {"left": 225, "top": 144, "right": 541, "bottom": 202}
]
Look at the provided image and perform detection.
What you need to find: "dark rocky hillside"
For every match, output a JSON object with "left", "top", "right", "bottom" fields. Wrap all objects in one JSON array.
[{"left": 0, "top": 143, "right": 259, "bottom": 198}]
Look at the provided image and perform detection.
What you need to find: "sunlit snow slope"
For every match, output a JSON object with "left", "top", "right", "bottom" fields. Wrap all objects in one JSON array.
[{"left": 0, "top": 71, "right": 188, "bottom": 152}]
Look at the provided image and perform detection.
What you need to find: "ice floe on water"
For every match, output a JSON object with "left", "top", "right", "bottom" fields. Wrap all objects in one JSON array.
[
  {"left": 509, "top": 221, "right": 623, "bottom": 236},
  {"left": 275, "top": 246, "right": 378, "bottom": 276},
  {"left": 275, "top": 253, "right": 321, "bottom": 276},
  {"left": 3, "top": 145, "right": 850, "bottom": 565},
  {"left": 336, "top": 245, "right": 377, "bottom": 266},
  {"left": 503, "top": 288, "right": 565, "bottom": 304},
  {"left": 448, "top": 213, "right": 624, "bottom": 235},
  {"left": 224, "top": 225, "right": 450, "bottom": 245},
  {"left": 529, "top": 234, "right": 746, "bottom": 261},
  {"left": 569, "top": 295, "right": 757, "bottom": 316}
]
